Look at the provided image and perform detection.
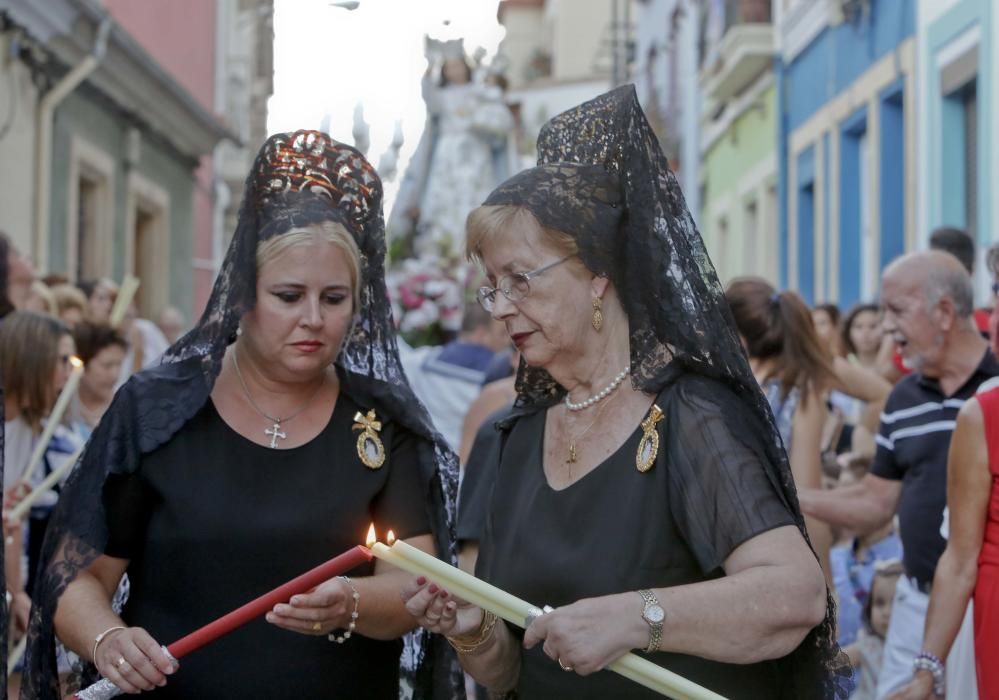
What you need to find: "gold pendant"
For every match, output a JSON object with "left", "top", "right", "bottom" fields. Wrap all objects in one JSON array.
[
  {"left": 635, "top": 404, "right": 664, "bottom": 473},
  {"left": 353, "top": 409, "right": 386, "bottom": 469},
  {"left": 567, "top": 441, "right": 578, "bottom": 464}
]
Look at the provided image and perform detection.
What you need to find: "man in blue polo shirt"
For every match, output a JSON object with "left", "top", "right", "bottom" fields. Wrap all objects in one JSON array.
[{"left": 799, "top": 250, "right": 995, "bottom": 699}]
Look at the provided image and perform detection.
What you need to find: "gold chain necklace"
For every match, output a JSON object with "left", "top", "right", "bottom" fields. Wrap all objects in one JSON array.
[{"left": 564, "top": 388, "right": 621, "bottom": 466}]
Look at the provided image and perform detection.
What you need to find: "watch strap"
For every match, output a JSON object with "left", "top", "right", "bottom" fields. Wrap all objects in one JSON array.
[{"left": 637, "top": 589, "right": 663, "bottom": 654}]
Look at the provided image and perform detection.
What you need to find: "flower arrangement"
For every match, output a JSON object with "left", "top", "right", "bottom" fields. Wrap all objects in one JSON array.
[{"left": 386, "top": 258, "right": 473, "bottom": 348}]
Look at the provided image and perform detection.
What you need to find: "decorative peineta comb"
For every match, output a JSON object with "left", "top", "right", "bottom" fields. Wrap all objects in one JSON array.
[{"left": 253, "top": 130, "right": 382, "bottom": 234}]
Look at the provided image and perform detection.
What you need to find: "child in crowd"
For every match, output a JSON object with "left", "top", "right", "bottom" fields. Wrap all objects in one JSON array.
[{"left": 846, "top": 560, "right": 904, "bottom": 699}]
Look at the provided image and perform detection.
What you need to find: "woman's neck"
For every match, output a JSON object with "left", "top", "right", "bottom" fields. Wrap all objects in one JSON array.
[
  {"left": 855, "top": 349, "right": 878, "bottom": 368},
  {"left": 230, "top": 342, "right": 328, "bottom": 406},
  {"left": 4, "top": 396, "right": 20, "bottom": 422},
  {"left": 554, "top": 315, "right": 631, "bottom": 403},
  {"left": 749, "top": 356, "right": 779, "bottom": 385},
  {"left": 78, "top": 383, "right": 109, "bottom": 412}
]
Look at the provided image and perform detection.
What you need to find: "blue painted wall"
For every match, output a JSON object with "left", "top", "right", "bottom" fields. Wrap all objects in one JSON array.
[
  {"left": 879, "top": 83, "right": 905, "bottom": 271},
  {"left": 839, "top": 106, "right": 868, "bottom": 308},
  {"left": 778, "top": 0, "right": 914, "bottom": 298},
  {"left": 923, "top": 0, "right": 992, "bottom": 268},
  {"left": 797, "top": 146, "right": 816, "bottom": 303},
  {"left": 785, "top": 0, "right": 914, "bottom": 133}
]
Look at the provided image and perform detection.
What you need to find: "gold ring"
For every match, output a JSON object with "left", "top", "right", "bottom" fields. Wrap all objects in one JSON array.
[
  {"left": 115, "top": 656, "right": 127, "bottom": 669},
  {"left": 312, "top": 621, "right": 322, "bottom": 632},
  {"left": 558, "top": 658, "right": 573, "bottom": 672}
]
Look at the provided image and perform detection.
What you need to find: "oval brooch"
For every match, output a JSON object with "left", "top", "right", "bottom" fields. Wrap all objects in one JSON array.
[
  {"left": 353, "top": 409, "right": 386, "bottom": 469},
  {"left": 635, "top": 404, "right": 664, "bottom": 473}
]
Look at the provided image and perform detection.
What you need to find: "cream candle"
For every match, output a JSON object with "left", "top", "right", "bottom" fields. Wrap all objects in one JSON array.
[
  {"left": 20, "top": 356, "right": 84, "bottom": 484},
  {"left": 367, "top": 530, "right": 726, "bottom": 700}
]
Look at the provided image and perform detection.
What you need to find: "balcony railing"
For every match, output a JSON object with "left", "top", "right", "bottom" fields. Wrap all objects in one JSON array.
[{"left": 700, "top": 0, "right": 774, "bottom": 107}]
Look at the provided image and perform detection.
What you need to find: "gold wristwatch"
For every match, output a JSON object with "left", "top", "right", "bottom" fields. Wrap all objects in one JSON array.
[{"left": 638, "top": 589, "right": 664, "bottom": 653}]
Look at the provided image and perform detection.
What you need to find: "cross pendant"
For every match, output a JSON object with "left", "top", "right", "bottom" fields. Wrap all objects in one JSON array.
[{"left": 265, "top": 422, "right": 287, "bottom": 448}]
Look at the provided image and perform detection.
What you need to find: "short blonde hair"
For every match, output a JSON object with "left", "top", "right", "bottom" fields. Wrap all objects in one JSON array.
[
  {"left": 256, "top": 221, "right": 362, "bottom": 311},
  {"left": 50, "top": 283, "right": 88, "bottom": 316},
  {"left": 465, "top": 205, "right": 577, "bottom": 265},
  {"left": 27, "top": 281, "right": 56, "bottom": 315}
]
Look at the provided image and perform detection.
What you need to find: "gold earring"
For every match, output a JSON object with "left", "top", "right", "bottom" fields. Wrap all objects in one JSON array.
[{"left": 592, "top": 297, "right": 603, "bottom": 332}]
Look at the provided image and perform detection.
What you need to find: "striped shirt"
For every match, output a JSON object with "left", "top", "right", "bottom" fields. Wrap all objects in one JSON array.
[{"left": 872, "top": 350, "right": 999, "bottom": 585}]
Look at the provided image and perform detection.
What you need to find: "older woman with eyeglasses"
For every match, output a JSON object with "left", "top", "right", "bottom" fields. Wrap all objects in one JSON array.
[{"left": 401, "top": 87, "right": 846, "bottom": 699}]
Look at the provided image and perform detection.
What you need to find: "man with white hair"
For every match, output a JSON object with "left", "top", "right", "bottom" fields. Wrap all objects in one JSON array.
[{"left": 799, "top": 250, "right": 996, "bottom": 698}]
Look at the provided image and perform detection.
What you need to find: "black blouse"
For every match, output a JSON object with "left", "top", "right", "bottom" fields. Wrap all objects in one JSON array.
[
  {"left": 102, "top": 391, "right": 431, "bottom": 698},
  {"left": 477, "top": 374, "right": 796, "bottom": 699}
]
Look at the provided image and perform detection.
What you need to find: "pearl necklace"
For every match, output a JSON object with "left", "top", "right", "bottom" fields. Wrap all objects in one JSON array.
[{"left": 564, "top": 365, "right": 631, "bottom": 412}]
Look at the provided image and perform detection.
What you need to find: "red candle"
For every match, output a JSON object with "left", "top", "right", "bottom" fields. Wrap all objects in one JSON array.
[
  {"left": 168, "top": 545, "right": 372, "bottom": 658},
  {"left": 72, "top": 546, "right": 373, "bottom": 699}
]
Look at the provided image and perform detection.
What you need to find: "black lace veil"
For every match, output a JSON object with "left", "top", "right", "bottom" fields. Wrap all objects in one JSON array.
[
  {"left": 21, "top": 132, "right": 463, "bottom": 699},
  {"left": 484, "top": 86, "right": 849, "bottom": 698}
]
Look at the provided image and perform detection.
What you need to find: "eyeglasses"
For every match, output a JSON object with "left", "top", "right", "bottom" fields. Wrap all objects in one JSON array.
[{"left": 476, "top": 255, "right": 573, "bottom": 312}]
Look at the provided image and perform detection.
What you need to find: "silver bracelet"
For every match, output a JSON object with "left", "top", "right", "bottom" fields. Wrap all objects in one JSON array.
[{"left": 328, "top": 576, "right": 360, "bottom": 643}]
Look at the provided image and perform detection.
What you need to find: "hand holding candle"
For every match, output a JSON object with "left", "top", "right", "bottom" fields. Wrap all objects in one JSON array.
[
  {"left": 73, "top": 545, "right": 373, "bottom": 700},
  {"left": 370, "top": 528, "right": 726, "bottom": 700}
]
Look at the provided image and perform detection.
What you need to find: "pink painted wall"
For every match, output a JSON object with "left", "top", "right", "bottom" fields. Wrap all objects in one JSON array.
[{"left": 103, "top": 0, "right": 219, "bottom": 321}]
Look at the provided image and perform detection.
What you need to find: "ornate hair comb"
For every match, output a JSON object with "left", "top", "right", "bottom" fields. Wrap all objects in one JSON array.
[{"left": 252, "top": 130, "right": 383, "bottom": 233}]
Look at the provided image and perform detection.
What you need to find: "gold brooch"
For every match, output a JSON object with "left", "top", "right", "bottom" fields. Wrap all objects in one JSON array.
[
  {"left": 636, "top": 404, "right": 664, "bottom": 473},
  {"left": 353, "top": 409, "right": 385, "bottom": 469}
]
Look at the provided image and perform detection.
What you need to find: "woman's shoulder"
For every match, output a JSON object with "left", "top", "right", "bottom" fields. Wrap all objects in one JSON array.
[{"left": 659, "top": 373, "right": 741, "bottom": 411}]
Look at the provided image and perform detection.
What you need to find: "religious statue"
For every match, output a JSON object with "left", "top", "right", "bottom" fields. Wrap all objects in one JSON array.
[{"left": 388, "top": 38, "right": 514, "bottom": 262}]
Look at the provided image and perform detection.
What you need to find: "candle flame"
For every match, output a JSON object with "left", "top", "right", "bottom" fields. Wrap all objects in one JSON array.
[
  {"left": 70, "top": 356, "right": 83, "bottom": 369},
  {"left": 387, "top": 530, "right": 396, "bottom": 545},
  {"left": 365, "top": 523, "right": 377, "bottom": 548}
]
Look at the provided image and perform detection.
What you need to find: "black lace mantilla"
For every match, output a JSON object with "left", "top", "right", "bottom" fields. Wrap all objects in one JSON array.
[
  {"left": 486, "top": 85, "right": 850, "bottom": 699},
  {"left": 21, "top": 132, "right": 463, "bottom": 699}
]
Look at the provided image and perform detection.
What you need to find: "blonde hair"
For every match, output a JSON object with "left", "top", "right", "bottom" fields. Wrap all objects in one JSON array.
[
  {"left": 256, "top": 221, "right": 362, "bottom": 310},
  {"left": 465, "top": 205, "right": 577, "bottom": 264},
  {"left": 50, "top": 283, "right": 88, "bottom": 316},
  {"left": 27, "top": 281, "right": 56, "bottom": 314}
]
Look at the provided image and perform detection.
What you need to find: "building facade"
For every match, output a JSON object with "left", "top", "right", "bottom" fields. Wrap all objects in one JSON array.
[
  {"left": 777, "top": 0, "right": 915, "bottom": 306},
  {"left": 496, "top": 0, "right": 636, "bottom": 168},
  {"left": 0, "top": 0, "right": 232, "bottom": 319},
  {"left": 632, "top": 0, "right": 701, "bottom": 225},
  {"left": 698, "top": 0, "right": 778, "bottom": 285},
  {"left": 0, "top": 0, "right": 272, "bottom": 321},
  {"left": 917, "top": 0, "right": 995, "bottom": 301}
]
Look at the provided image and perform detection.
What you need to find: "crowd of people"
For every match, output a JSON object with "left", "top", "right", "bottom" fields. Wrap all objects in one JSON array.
[{"left": 0, "top": 83, "right": 995, "bottom": 700}]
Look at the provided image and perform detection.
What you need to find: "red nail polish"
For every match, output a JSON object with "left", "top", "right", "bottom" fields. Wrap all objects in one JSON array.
[
  {"left": 439, "top": 590, "right": 449, "bottom": 599},
  {"left": 428, "top": 584, "right": 439, "bottom": 594},
  {"left": 417, "top": 576, "right": 427, "bottom": 585}
]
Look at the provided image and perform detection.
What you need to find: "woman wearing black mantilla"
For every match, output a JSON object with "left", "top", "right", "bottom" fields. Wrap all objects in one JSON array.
[
  {"left": 22, "top": 132, "right": 462, "bottom": 698},
  {"left": 403, "top": 86, "right": 850, "bottom": 698}
]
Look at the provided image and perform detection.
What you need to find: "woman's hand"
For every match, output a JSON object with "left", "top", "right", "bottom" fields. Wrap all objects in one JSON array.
[
  {"left": 10, "top": 591, "right": 31, "bottom": 640},
  {"left": 401, "top": 576, "right": 483, "bottom": 638},
  {"left": 266, "top": 577, "right": 355, "bottom": 636},
  {"left": 94, "top": 627, "right": 177, "bottom": 693},
  {"left": 886, "top": 672, "right": 938, "bottom": 700},
  {"left": 522, "top": 595, "right": 636, "bottom": 676},
  {"left": 3, "top": 481, "right": 32, "bottom": 513}
]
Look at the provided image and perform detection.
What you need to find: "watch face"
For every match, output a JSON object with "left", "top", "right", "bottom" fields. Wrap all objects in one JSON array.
[{"left": 644, "top": 605, "right": 665, "bottom": 624}]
